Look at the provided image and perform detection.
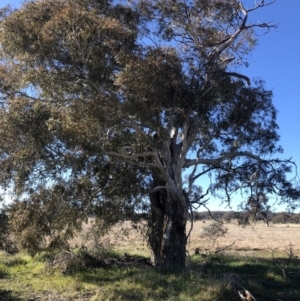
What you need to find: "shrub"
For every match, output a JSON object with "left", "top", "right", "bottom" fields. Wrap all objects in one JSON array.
[{"left": 201, "top": 222, "right": 228, "bottom": 253}]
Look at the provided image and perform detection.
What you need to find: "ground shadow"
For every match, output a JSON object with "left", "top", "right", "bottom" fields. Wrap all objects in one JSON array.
[
  {"left": 74, "top": 253, "right": 300, "bottom": 301},
  {"left": 191, "top": 255, "right": 300, "bottom": 301},
  {"left": 0, "top": 289, "right": 22, "bottom": 301}
]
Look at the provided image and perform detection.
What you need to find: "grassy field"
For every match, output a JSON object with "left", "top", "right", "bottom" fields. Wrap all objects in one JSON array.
[
  {"left": 72, "top": 219, "right": 300, "bottom": 257},
  {"left": 1, "top": 220, "right": 300, "bottom": 301}
]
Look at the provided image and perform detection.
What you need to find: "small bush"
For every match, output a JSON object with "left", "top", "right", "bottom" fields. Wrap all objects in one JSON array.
[{"left": 200, "top": 222, "right": 228, "bottom": 254}]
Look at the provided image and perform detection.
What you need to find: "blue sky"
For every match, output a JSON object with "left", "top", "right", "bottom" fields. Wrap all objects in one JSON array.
[
  {"left": 2, "top": 0, "right": 300, "bottom": 211},
  {"left": 243, "top": 0, "right": 300, "bottom": 167},
  {"left": 209, "top": 1, "right": 300, "bottom": 211},
  {"left": 237, "top": 0, "right": 300, "bottom": 211}
]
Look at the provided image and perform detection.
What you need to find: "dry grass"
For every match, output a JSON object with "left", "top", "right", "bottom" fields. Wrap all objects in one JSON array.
[
  {"left": 187, "top": 220, "right": 300, "bottom": 255},
  {"left": 70, "top": 219, "right": 150, "bottom": 256},
  {"left": 70, "top": 219, "right": 300, "bottom": 258}
]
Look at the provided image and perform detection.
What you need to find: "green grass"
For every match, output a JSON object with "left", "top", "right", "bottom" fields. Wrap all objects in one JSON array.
[{"left": 0, "top": 250, "right": 300, "bottom": 301}]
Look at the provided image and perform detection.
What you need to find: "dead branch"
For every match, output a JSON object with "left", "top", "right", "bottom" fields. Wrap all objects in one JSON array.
[
  {"left": 224, "top": 273, "right": 256, "bottom": 301},
  {"left": 215, "top": 239, "right": 240, "bottom": 254}
]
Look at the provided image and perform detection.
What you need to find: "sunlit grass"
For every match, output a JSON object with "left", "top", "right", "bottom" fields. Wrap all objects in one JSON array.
[
  {"left": 1, "top": 239, "right": 300, "bottom": 300},
  {"left": 0, "top": 250, "right": 237, "bottom": 300}
]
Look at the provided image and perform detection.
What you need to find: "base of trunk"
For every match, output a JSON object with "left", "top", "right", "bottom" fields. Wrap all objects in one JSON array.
[{"left": 148, "top": 187, "right": 188, "bottom": 269}]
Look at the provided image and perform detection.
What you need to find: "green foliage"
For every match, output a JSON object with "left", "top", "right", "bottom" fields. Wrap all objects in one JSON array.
[
  {"left": 8, "top": 187, "right": 83, "bottom": 255},
  {"left": 202, "top": 222, "right": 228, "bottom": 239}
]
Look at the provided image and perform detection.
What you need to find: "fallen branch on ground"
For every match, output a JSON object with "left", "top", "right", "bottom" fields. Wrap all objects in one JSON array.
[{"left": 224, "top": 273, "right": 256, "bottom": 301}]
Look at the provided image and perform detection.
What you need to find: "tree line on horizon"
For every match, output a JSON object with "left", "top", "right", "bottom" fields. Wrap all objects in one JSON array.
[{"left": 193, "top": 210, "right": 300, "bottom": 225}]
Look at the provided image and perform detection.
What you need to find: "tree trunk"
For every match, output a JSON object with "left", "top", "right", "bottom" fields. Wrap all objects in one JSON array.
[
  {"left": 148, "top": 179, "right": 188, "bottom": 268},
  {"left": 148, "top": 185, "right": 165, "bottom": 266}
]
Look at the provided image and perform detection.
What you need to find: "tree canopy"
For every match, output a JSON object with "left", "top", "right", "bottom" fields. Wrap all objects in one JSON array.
[{"left": 0, "top": 0, "right": 299, "bottom": 267}]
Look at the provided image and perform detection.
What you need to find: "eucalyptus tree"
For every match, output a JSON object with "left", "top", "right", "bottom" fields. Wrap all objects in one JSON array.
[
  {"left": 0, "top": 0, "right": 298, "bottom": 268},
  {"left": 0, "top": 0, "right": 145, "bottom": 253}
]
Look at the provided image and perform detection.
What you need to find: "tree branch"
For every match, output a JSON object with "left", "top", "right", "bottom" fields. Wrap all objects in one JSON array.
[
  {"left": 183, "top": 151, "right": 266, "bottom": 168},
  {"left": 150, "top": 186, "right": 170, "bottom": 193},
  {"left": 106, "top": 122, "right": 150, "bottom": 141},
  {"left": 222, "top": 72, "right": 250, "bottom": 85},
  {"left": 105, "top": 150, "right": 155, "bottom": 162}
]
